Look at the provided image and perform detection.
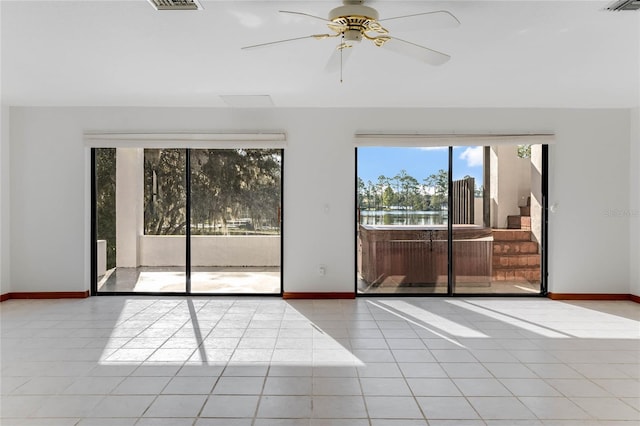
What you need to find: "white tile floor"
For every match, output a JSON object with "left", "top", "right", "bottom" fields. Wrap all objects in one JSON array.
[{"left": 1, "top": 296, "right": 638, "bottom": 426}]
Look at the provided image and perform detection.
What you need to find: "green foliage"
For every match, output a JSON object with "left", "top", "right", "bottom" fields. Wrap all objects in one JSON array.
[
  {"left": 95, "top": 148, "right": 117, "bottom": 269},
  {"left": 144, "top": 149, "right": 281, "bottom": 236},
  {"left": 517, "top": 144, "right": 532, "bottom": 159},
  {"left": 357, "top": 169, "right": 447, "bottom": 212},
  {"left": 424, "top": 169, "right": 449, "bottom": 211},
  {"left": 144, "top": 149, "right": 187, "bottom": 235},
  {"left": 94, "top": 148, "right": 282, "bottom": 272},
  {"left": 382, "top": 186, "right": 396, "bottom": 209}
]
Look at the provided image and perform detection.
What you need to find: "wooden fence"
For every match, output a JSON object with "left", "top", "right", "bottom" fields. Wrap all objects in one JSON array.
[{"left": 452, "top": 177, "right": 475, "bottom": 224}]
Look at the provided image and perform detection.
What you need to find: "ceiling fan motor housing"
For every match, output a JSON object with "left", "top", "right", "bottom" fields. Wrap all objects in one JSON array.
[{"left": 329, "top": 3, "right": 379, "bottom": 42}]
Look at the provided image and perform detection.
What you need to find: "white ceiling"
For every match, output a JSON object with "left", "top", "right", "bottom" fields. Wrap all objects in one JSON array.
[{"left": 1, "top": 0, "right": 639, "bottom": 108}]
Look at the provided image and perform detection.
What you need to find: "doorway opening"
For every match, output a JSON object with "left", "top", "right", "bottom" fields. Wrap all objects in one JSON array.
[
  {"left": 356, "top": 144, "right": 547, "bottom": 295},
  {"left": 92, "top": 147, "right": 283, "bottom": 295}
]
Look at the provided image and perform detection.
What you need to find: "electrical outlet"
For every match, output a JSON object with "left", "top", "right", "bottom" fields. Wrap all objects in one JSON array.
[{"left": 318, "top": 265, "right": 326, "bottom": 276}]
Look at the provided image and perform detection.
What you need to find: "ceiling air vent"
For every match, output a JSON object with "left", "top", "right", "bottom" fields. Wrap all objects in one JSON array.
[
  {"left": 606, "top": 0, "right": 640, "bottom": 11},
  {"left": 147, "top": 0, "right": 203, "bottom": 11}
]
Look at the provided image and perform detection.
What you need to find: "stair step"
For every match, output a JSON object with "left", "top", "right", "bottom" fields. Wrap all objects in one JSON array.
[
  {"left": 490, "top": 228, "right": 540, "bottom": 282},
  {"left": 492, "top": 268, "right": 541, "bottom": 282},
  {"left": 493, "top": 254, "right": 541, "bottom": 268},
  {"left": 493, "top": 241, "right": 538, "bottom": 254},
  {"left": 507, "top": 215, "right": 531, "bottom": 230},
  {"left": 492, "top": 229, "right": 532, "bottom": 241}
]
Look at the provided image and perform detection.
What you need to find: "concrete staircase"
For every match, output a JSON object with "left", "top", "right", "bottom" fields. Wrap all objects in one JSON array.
[
  {"left": 492, "top": 229, "right": 541, "bottom": 282},
  {"left": 507, "top": 205, "right": 531, "bottom": 230}
]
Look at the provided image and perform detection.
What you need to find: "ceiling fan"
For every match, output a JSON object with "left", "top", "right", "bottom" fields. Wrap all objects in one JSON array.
[{"left": 241, "top": 0, "right": 460, "bottom": 79}]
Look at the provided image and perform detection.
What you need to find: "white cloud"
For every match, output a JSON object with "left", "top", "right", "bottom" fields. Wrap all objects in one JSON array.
[
  {"left": 417, "top": 147, "right": 448, "bottom": 151},
  {"left": 459, "top": 146, "right": 483, "bottom": 167}
]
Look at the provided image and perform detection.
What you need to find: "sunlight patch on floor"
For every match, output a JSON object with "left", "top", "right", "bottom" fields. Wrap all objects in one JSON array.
[{"left": 446, "top": 299, "right": 570, "bottom": 338}]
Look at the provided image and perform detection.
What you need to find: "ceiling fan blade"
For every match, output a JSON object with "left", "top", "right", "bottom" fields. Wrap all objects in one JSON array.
[
  {"left": 381, "top": 36, "right": 451, "bottom": 66},
  {"left": 325, "top": 44, "right": 353, "bottom": 73},
  {"left": 241, "top": 35, "right": 328, "bottom": 50},
  {"left": 378, "top": 10, "right": 460, "bottom": 31},
  {"left": 279, "top": 10, "right": 333, "bottom": 24}
]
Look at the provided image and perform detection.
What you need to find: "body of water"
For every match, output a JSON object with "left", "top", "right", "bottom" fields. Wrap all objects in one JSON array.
[{"left": 359, "top": 210, "right": 447, "bottom": 226}]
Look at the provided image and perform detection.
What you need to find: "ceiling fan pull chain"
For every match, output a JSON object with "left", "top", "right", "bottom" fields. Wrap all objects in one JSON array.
[{"left": 340, "top": 34, "right": 344, "bottom": 83}]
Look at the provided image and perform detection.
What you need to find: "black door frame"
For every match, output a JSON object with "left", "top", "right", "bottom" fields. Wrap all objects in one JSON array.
[
  {"left": 354, "top": 144, "right": 549, "bottom": 297},
  {"left": 91, "top": 147, "right": 284, "bottom": 297}
]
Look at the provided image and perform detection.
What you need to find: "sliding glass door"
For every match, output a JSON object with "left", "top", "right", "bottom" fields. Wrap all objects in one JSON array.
[
  {"left": 450, "top": 146, "right": 492, "bottom": 293},
  {"left": 139, "top": 148, "right": 187, "bottom": 292},
  {"left": 357, "top": 147, "right": 450, "bottom": 294},
  {"left": 189, "top": 149, "right": 282, "bottom": 294},
  {"left": 356, "top": 143, "right": 546, "bottom": 295},
  {"left": 92, "top": 147, "right": 282, "bottom": 295}
]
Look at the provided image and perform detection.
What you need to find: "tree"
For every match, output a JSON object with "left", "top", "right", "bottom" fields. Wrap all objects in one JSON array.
[
  {"left": 395, "top": 170, "right": 421, "bottom": 211},
  {"left": 144, "top": 149, "right": 187, "bottom": 235},
  {"left": 144, "top": 148, "right": 282, "bottom": 236},
  {"left": 236, "top": 149, "right": 281, "bottom": 232},
  {"left": 357, "top": 177, "right": 366, "bottom": 208},
  {"left": 382, "top": 186, "right": 396, "bottom": 209},
  {"left": 95, "top": 148, "right": 117, "bottom": 269},
  {"left": 376, "top": 175, "right": 390, "bottom": 209},
  {"left": 366, "top": 180, "right": 378, "bottom": 209},
  {"left": 517, "top": 144, "right": 531, "bottom": 158},
  {"left": 424, "top": 169, "right": 448, "bottom": 211}
]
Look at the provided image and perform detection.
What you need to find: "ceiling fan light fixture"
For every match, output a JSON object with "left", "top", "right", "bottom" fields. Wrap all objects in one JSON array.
[{"left": 344, "top": 29, "right": 363, "bottom": 42}]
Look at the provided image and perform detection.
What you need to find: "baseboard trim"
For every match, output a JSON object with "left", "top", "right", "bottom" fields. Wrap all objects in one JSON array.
[
  {"left": 1, "top": 290, "right": 634, "bottom": 303},
  {"left": 283, "top": 292, "right": 356, "bottom": 300},
  {"left": 548, "top": 293, "right": 637, "bottom": 302},
  {"left": 1, "top": 291, "right": 90, "bottom": 301}
]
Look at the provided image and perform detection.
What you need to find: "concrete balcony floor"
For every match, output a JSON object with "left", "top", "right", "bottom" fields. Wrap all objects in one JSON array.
[
  {"left": 358, "top": 276, "right": 541, "bottom": 295},
  {"left": 98, "top": 266, "right": 281, "bottom": 294}
]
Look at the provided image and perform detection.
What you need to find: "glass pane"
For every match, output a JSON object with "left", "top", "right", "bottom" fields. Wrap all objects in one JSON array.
[
  {"left": 452, "top": 144, "right": 542, "bottom": 294},
  {"left": 450, "top": 146, "right": 492, "bottom": 293},
  {"left": 357, "top": 147, "right": 449, "bottom": 294},
  {"left": 189, "top": 149, "right": 281, "bottom": 294},
  {"left": 140, "top": 148, "right": 187, "bottom": 292},
  {"left": 96, "top": 148, "right": 187, "bottom": 293},
  {"left": 95, "top": 148, "right": 116, "bottom": 290}
]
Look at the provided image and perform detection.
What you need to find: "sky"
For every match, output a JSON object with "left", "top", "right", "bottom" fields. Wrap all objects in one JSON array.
[{"left": 357, "top": 146, "right": 484, "bottom": 188}]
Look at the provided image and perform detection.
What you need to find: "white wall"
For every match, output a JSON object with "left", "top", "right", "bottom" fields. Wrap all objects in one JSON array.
[
  {"left": 530, "top": 144, "right": 543, "bottom": 247},
  {"left": 0, "top": 107, "right": 9, "bottom": 296},
  {"left": 549, "top": 110, "right": 632, "bottom": 294},
  {"left": 490, "top": 145, "right": 530, "bottom": 228},
  {"left": 631, "top": 14, "right": 640, "bottom": 297},
  {"left": 139, "top": 235, "right": 280, "bottom": 267},
  {"left": 631, "top": 107, "right": 640, "bottom": 297},
  {"left": 0, "top": 4, "right": 5, "bottom": 297},
  {"left": 10, "top": 109, "right": 88, "bottom": 292},
  {"left": 6, "top": 107, "right": 633, "bottom": 295},
  {"left": 115, "top": 148, "right": 143, "bottom": 268}
]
